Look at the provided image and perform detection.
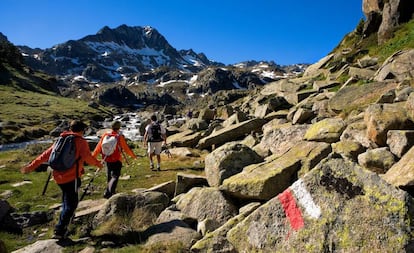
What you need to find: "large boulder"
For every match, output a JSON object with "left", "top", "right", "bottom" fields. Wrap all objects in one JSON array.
[
  {"left": 303, "top": 54, "right": 334, "bottom": 77},
  {"left": 374, "top": 50, "right": 414, "bottom": 82},
  {"left": 222, "top": 112, "right": 249, "bottom": 128},
  {"left": 197, "top": 118, "right": 267, "bottom": 150},
  {"left": 221, "top": 141, "right": 331, "bottom": 201},
  {"left": 364, "top": 103, "right": 413, "bottom": 146},
  {"left": 191, "top": 202, "right": 261, "bottom": 252},
  {"left": 205, "top": 142, "right": 263, "bottom": 187},
  {"left": 331, "top": 140, "right": 366, "bottom": 162},
  {"left": 304, "top": 118, "right": 347, "bottom": 143},
  {"left": 253, "top": 122, "right": 309, "bottom": 157},
  {"left": 383, "top": 145, "right": 414, "bottom": 189},
  {"left": 227, "top": 158, "right": 414, "bottom": 252},
  {"left": 174, "top": 173, "right": 208, "bottom": 196},
  {"left": 387, "top": 130, "right": 414, "bottom": 158},
  {"left": 143, "top": 219, "right": 201, "bottom": 249},
  {"left": 340, "top": 115, "right": 377, "bottom": 149},
  {"left": 168, "top": 129, "right": 203, "bottom": 148},
  {"left": 93, "top": 191, "right": 169, "bottom": 228},
  {"left": 11, "top": 239, "right": 64, "bottom": 253},
  {"left": 357, "top": 147, "right": 396, "bottom": 174},
  {"left": 328, "top": 81, "right": 398, "bottom": 113},
  {"left": 174, "top": 187, "right": 238, "bottom": 229},
  {"left": 186, "top": 118, "right": 209, "bottom": 131},
  {"left": 260, "top": 79, "right": 303, "bottom": 96},
  {"left": 0, "top": 200, "right": 22, "bottom": 235}
]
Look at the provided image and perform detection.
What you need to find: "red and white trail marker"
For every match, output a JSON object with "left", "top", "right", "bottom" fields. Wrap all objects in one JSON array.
[{"left": 278, "top": 178, "right": 321, "bottom": 231}]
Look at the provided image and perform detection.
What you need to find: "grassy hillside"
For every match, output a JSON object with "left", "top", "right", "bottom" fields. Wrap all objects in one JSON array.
[
  {"left": 0, "top": 36, "right": 114, "bottom": 144},
  {"left": 0, "top": 64, "right": 113, "bottom": 144},
  {"left": 331, "top": 18, "right": 414, "bottom": 65}
]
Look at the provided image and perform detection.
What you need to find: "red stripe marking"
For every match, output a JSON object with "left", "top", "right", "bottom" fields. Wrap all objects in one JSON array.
[{"left": 278, "top": 189, "right": 304, "bottom": 231}]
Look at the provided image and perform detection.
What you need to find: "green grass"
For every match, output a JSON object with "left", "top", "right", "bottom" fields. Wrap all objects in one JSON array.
[
  {"left": 0, "top": 85, "right": 105, "bottom": 124},
  {"left": 333, "top": 18, "right": 414, "bottom": 66},
  {"left": 0, "top": 144, "right": 205, "bottom": 252},
  {"left": 0, "top": 62, "right": 113, "bottom": 144},
  {"left": 0, "top": 85, "right": 112, "bottom": 144},
  {"left": 369, "top": 19, "right": 414, "bottom": 62},
  {"left": 0, "top": 144, "right": 206, "bottom": 210}
]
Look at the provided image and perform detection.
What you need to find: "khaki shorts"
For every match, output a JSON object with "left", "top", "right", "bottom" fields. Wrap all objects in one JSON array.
[{"left": 148, "top": 142, "right": 163, "bottom": 155}]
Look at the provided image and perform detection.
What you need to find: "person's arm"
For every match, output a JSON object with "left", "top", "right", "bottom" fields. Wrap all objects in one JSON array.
[
  {"left": 92, "top": 135, "right": 104, "bottom": 158},
  {"left": 21, "top": 146, "right": 53, "bottom": 174},
  {"left": 143, "top": 127, "right": 149, "bottom": 147},
  {"left": 79, "top": 139, "right": 103, "bottom": 169},
  {"left": 119, "top": 135, "right": 137, "bottom": 159}
]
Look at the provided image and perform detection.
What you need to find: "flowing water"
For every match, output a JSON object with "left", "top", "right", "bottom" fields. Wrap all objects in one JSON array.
[
  {"left": 0, "top": 112, "right": 188, "bottom": 152},
  {"left": 0, "top": 113, "right": 144, "bottom": 152}
]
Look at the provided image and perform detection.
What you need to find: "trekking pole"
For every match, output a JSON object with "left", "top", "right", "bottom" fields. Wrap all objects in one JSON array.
[
  {"left": 42, "top": 171, "right": 52, "bottom": 195},
  {"left": 79, "top": 168, "right": 101, "bottom": 201},
  {"left": 121, "top": 149, "right": 130, "bottom": 165},
  {"left": 162, "top": 145, "right": 172, "bottom": 158}
]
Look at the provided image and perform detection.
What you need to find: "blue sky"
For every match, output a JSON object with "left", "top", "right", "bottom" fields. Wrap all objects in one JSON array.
[{"left": 0, "top": 0, "right": 364, "bottom": 65}]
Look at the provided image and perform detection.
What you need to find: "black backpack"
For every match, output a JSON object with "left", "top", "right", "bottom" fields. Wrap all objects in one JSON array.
[
  {"left": 149, "top": 122, "right": 163, "bottom": 142},
  {"left": 48, "top": 135, "right": 79, "bottom": 171}
]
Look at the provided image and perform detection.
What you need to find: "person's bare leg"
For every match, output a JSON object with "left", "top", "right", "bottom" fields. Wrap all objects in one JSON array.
[
  {"left": 149, "top": 152, "right": 154, "bottom": 170},
  {"left": 156, "top": 154, "right": 161, "bottom": 171}
]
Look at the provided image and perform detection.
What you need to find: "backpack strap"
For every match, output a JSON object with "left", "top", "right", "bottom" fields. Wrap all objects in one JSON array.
[
  {"left": 111, "top": 132, "right": 121, "bottom": 151},
  {"left": 74, "top": 156, "right": 81, "bottom": 193},
  {"left": 116, "top": 134, "right": 122, "bottom": 151},
  {"left": 71, "top": 134, "right": 81, "bottom": 193}
]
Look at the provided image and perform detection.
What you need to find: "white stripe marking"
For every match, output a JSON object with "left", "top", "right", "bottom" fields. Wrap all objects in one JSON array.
[{"left": 291, "top": 179, "right": 321, "bottom": 219}]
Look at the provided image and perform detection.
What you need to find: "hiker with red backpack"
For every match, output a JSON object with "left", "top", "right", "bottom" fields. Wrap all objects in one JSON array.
[
  {"left": 92, "top": 120, "right": 137, "bottom": 199},
  {"left": 144, "top": 114, "right": 167, "bottom": 171},
  {"left": 21, "top": 120, "right": 103, "bottom": 239}
]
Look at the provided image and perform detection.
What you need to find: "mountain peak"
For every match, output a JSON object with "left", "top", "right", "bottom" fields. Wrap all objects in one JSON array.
[
  {"left": 18, "top": 25, "right": 219, "bottom": 82},
  {"left": 0, "top": 32, "right": 9, "bottom": 43}
]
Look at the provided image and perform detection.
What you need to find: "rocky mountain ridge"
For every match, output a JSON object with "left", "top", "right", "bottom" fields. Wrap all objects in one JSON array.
[
  {"left": 19, "top": 25, "right": 219, "bottom": 82},
  {"left": 17, "top": 24, "right": 305, "bottom": 85},
  {"left": 11, "top": 24, "right": 309, "bottom": 113}
]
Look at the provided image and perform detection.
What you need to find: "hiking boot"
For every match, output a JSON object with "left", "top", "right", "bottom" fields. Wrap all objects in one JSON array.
[
  {"left": 52, "top": 230, "right": 67, "bottom": 240},
  {"left": 157, "top": 164, "right": 161, "bottom": 171},
  {"left": 103, "top": 192, "right": 111, "bottom": 199},
  {"left": 150, "top": 163, "right": 155, "bottom": 170},
  {"left": 52, "top": 233, "right": 64, "bottom": 240}
]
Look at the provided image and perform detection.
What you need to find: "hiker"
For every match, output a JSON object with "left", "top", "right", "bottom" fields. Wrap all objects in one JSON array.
[
  {"left": 21, "top": 120, "right": 103, "bottom": 239},
  {"left": 92, "top": 120, "right": 137, "bottom": 199},
  {"left": 143, "top": 114, "right": 167, "bottom": 171}
]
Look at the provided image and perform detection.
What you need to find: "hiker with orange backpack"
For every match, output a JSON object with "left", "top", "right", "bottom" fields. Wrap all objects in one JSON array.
[
  {"left": 21, "top": 120, "right": 103, "bottom": 239},
  {"left": 92, "top": 120, "right": 137, "bottom": 199}
]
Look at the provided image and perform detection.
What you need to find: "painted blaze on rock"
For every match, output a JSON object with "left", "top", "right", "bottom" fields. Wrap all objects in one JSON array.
[{"left": 227, "top": 158, "right": 414, "bottom": 252}]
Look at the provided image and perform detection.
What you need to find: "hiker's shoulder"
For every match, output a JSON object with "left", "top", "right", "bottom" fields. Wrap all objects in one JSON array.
[
  {"left": 61, "top": 131, "right": 85, "bottom": 140},
  {"left": 103, "top": 130, "right": 118, "bottom": 136}
]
